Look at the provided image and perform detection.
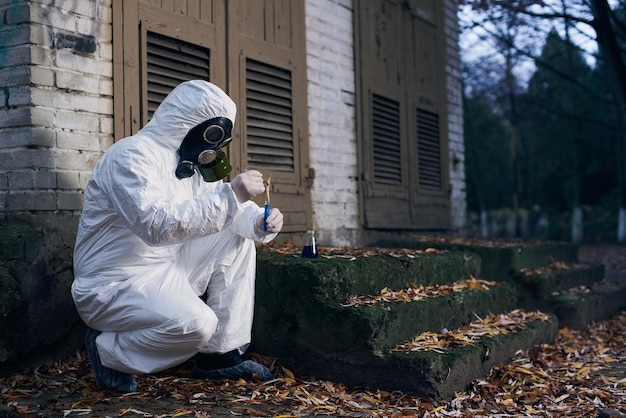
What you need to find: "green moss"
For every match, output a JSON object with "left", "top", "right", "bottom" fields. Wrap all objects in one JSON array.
[
  {"left": 0, "top": 265, "right": 26, "bottom": 361},
  {"left": 256, "top": 250, "right": 482, "bottom": 299},
  {"left": 374, "top": 238, "right": 579, "bottom": 281}
]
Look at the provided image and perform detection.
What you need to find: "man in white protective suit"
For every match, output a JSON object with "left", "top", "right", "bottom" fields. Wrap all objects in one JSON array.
[{"left": 71, "top": 80, "right": 284, "bottom": 393}]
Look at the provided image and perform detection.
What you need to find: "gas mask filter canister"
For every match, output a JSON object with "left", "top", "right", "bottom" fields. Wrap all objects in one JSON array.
[{"left": 175, "top": 117, "right": 233, "bottom": 182}]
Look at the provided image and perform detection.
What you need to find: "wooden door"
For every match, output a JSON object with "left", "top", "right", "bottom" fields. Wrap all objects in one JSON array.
[{"left": 355, "top": 0, "right": 450, "bottom": 230}]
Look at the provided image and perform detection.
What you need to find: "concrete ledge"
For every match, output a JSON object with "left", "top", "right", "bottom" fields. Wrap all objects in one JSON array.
[
  {"left": 259, "top": 316, "right": 557, "bottom": 400},
  {"left": 549, "top": 281, "right": 626, "bottom": 329},
  {"left": 373, "top": 238, "right": 579, "bottom": 280},
  {"left": 517, "top": 262, "right": 605, "bottom": 301},
  {"left": 255, "top": 249, "right": 482, "bottom": 298}
]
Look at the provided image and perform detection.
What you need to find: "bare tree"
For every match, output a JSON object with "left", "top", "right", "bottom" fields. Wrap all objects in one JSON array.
[{"left": 460, "top": 0, "right": 626, "bottom": 242}]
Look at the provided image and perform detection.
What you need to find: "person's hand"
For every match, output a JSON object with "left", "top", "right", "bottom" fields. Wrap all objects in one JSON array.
[
  {"left": 231, "top": 170, "right": 265, "bottom": 203},
  {"left": 256, "top": 208, "right": 283, "bottom": 233}
]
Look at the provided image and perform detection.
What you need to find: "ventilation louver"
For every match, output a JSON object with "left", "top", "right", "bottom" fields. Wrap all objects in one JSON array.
[
  {"left": 146, "top": 32, "right": 210, "bottom": 119},
  {"left": 246, "top": 59, "right": 294, "bottom": 172},
  {"left": 416, "top": 108, "right": 442, "bottom": 189},
  {"left": 372, "top": 94, "right": 402, "bottom": 185}
]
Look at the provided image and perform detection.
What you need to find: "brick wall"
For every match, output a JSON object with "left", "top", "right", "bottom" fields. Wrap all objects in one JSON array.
[
  {"left": 305, "top": 0, "right": 360, "bottom": 247},
  {"left": 0, "top": 0, "right": 113, "bottom": 217},
  {"left": 444, "top": 0, "right": 468, "bottom": 233}
]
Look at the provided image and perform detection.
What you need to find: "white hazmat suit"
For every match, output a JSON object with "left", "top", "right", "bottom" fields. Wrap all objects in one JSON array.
[{"left": 72, "top": 80, "right": 280, "bottom": 375}]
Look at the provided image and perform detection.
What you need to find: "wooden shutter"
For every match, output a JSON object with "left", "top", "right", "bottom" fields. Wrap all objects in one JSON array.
[
  {"left": 407, "top": 1, "right": 450, "bottom": 229},
  {"left": 356, "top": 0, "right": 450, "bottom": 230},
  {"left": 356, "top": 0, "right": 411, "bottom": 229},
  {"left": 228, "top": 0, "right": 311, "bottom": 233},
  {"left": 145, "top": 32, "right": 210, "bottom": 119},
  {"left": 113, "top": 0, "right": 226, "bottom": 137},
  {"left": 113, "top": 0, "right": 311, "bottom": 235}
]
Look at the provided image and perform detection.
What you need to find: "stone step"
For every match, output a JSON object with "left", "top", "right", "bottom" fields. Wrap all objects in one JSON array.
[
  {"left": 513, "top": 259, "right": 626, "bottom": 328},
  {"left": 368, "top": 310, "right": 558, "bottom": 400},
  {"left": 515, "top": 261, "right": 605, "bottom": 301},
  {"left": 370, "top": 239, "right": 622, "bottom": 330},
  {"left": 257, "top": 307, "right": 557, "bottom": 400},
  {"left": 251, "top": 244, "right": 594, "bottom": 400},
  {"left": 547, "top": 278, "right": 626, "bottom": 329},
  {"left": 252, "top": 250, "right": 549, "bottom": 401},
  {"left": 373, "top": 237, "right": 579, "bottom": 281},
  {"left": 254, "top": 251, "right": 516, "bottom": 358},
  {"left": 256, "top": 247, "right": 481, "bottom": 298}
]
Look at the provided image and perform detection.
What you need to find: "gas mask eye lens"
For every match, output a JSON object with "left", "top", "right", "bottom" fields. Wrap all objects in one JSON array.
[
  {"left": 203, "top": 125, "right": 225, "bottom": 144},
  {"left": 198, "top": 150, "right": 217, "bottom": 164}
]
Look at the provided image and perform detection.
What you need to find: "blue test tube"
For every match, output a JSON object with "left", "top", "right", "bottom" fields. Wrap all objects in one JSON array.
[{"left": 263, "top": 201, "right": 270, "bottom": 231}]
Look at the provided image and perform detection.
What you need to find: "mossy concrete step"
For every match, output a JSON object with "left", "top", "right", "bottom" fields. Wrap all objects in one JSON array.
[
  {"left": 252, "top": 251, "right": 522, "bottom": 395},
  {"left": 251, "top": 250, "right": 558, "bottom": 400},
  {"left": 547, "top": 279, "right": 626, "bottom": 329},
  {"left": 253, "top": 251, "right": 507, "bottom": 356},
  {"left": 384, "top": 313, "right": 557, "bottom": 399},
  {"left": 374, "top": 237, "right": 579, "bottom": 281},
  {"left": 253, "top": 278, "right": 518, "bottom": 362},
  {"left": 255, "top": 249, "right": 481, "bottom": 299},
  {"left": 257, "top": 309, "right": 557, "bottom": 400},
  {"left": 516, "top": 262, "right": 605, "bottom": 302},
  {"left": 342, "top": 283, "right": 518, "bottom": 353}
]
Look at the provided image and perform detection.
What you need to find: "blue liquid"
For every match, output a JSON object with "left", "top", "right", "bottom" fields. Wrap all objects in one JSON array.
[
  {"left": 263, "top": 202, "right": 270, "bottom": 231},
  {"left": 301, "top": 245, "right": 318, "bottom": 258}
]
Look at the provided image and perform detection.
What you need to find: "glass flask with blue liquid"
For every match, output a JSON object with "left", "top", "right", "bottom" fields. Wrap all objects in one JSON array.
[{"left": 301, "top": 229, "right": 318, "bottom": 258}]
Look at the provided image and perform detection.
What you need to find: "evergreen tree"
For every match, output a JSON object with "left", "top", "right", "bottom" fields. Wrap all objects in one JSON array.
[
  {"left": 464, "top": 91, "right": 513, "bottom": 213},
  {"left": 521, "top": 30, "right": 594, "bottom": 213}
]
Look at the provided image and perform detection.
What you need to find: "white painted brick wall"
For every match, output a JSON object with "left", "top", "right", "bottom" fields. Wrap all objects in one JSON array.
[
  {"left": 0, "top": 0, "right": 113, "bottom": 214},
  {"left": 444, "top": 0, "right": 467, "bottom": 233},
  {"left": 305, "top": 0, "right": 360, "bottom": 247}
]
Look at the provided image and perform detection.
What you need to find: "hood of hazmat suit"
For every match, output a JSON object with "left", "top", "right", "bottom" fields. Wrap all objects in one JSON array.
[{"left": 71, "top": 81, "right": 277, "bottom": 373}]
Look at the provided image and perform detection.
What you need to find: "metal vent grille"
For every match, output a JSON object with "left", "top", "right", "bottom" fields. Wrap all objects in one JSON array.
[
  {"left": 416, "top": 108, "right": 442, "bottom": 189},
  {"left": 372, "top": 94, "right": 402, "bottom": 185},
  {"left": 146, "top": 32, "right": 210, "bottom": 119},
  {"left": 246, "top": 59, "right": 294, "bottom": 172}
]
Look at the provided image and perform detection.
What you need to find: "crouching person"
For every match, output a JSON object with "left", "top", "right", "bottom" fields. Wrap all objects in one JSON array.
[{"left": 71, "top": 80, "right": 284, "bottom": 392}]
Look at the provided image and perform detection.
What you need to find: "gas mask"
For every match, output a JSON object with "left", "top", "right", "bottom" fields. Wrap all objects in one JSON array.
[{"left": 175, "top": 117, "right": 233, "bottom": 182}]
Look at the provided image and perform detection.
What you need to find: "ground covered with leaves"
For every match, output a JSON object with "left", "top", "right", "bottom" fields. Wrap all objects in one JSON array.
[
  {"left": 2, "top": 243, "right": 624, "bottom": 417},
  {"left": 579, "top": 244, "right": 626, "bottom": 274},
  {"left": 1, "top": 313, "right": 624, "bottom": 417}
]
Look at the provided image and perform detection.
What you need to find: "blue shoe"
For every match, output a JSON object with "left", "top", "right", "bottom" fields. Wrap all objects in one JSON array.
[
  {"left": 191, "top": 358, "right": 273, "bottom": 381},
  {"left": 85, "top": 328, "right": 138, "bottom": 393}
]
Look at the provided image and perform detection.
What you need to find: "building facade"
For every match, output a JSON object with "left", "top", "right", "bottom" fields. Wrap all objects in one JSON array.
[
  {"left": 0, "top": 0, "right": 466, "bottom": 247},
  {"left": 0, "top": 0, "right": 465, "bottom": 365}
]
